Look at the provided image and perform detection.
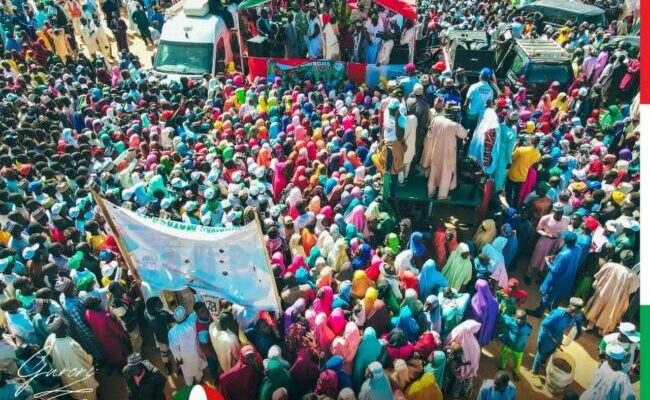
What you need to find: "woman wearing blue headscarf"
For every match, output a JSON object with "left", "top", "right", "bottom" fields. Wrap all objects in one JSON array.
[
  {"left": 361, "top": 187, "right": 376, "bottom": 207},
  {"left": 332, "top": 281, "right": 352, "bottom": 309},
  {"left": 408, "top": 231, "right": 427, "bottom": 267},
  {"left": 324, "top": 177, "right": 337, "bottom": 196},
  {"left": 391, "top": 307, "right": 420, "bottom": 342},
  {"left": 357, "top": 146, "right": 370, "bottom": 165},
  {"left": 418, "top": 259, "right": 448, "bottom": 301},
  {"left": 322, "top": 355, "right": 352, "bottom": 389},
  {"left": 351, "top": 243, "right": 372, "bottom": 271}
]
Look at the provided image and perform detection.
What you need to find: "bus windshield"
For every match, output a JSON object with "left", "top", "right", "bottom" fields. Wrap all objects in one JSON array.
[{"left": 154, "top": 41, "right": 213, "bottom": 75}]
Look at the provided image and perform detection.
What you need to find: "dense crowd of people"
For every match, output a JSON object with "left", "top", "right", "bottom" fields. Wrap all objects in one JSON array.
[{"left": 0, "top": 0, "right": 642, "bottom": 398}]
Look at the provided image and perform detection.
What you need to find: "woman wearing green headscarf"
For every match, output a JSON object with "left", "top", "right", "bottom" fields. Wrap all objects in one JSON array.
[
  {"left": 305, "top": 246, "right": 321, "bottom": 268},
  {"left": 258, "top": 359, "right": 295, "bottom": 400},
  {"left": 159, "top": 155, "right": 172, "bottom": 174},
  {"left": 222, "top": 146, "right": 234, "bottom": 162},
  {"left": 345, "top": 224, "right": 360, "bottom": 244},
  {"left": 441, "top": 243, "right": 473, "bottom": 292},
  {"left": 374, "top": 212, "right": 397, "bottom": 245},
  {"left": 600, "top": 105, "right": 623, "bottom": 129},
  {"left": 385, "top": 233, "right": 401, "bottom": 256}
]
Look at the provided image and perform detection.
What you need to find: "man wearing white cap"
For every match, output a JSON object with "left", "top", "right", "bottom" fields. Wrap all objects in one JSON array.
[
  {"left": 580, "top": 343, "right": 636, "bottom": 400},
  {"left": 599, "top": 322, "right": 640, "bottom": 373},
  {"left": 168, "top": 306, "right": 206, "bottom": 385},
  {"left": 44, "top": 314, "right": 99, "bottom": 400}
]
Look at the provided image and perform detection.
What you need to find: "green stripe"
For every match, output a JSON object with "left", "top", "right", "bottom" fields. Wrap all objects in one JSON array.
[
  {"left": 641, "top": 305, "right": 649, "bottom": 398},
  {"left": 238, "top": 0, "right": 270, "bottom": 10}
]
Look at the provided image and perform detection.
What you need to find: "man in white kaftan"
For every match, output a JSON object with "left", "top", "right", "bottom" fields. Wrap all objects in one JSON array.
[
  {"left": 425, "top": 113, "right": 468, "bottom": 199},
  {"left": 208, "top": 316, "right": 241, "bottom": 373},
  {"left": 168, "top": 306, "right": 206, "bottom": 385},
  {"left": 44, "top": 316, "right": 99, "bottom": 400}
]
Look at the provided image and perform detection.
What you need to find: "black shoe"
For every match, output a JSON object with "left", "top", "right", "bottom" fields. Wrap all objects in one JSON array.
[
  {"left": 526, "top": 308, "right": 542, "bottom": 318},
  {"left": 523, "top": 276, "right": 532, "bottom": 285}
]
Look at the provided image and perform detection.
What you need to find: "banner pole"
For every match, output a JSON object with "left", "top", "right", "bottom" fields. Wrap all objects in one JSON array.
[
  {"left": 252, "top": 212, "right": 283, "bottom": 313},
  {"left": 90, "top": 189, "right": 143, "bottom": 284}
]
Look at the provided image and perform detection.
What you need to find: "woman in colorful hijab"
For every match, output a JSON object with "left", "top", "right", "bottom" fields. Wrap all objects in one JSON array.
[
  {"left": 219, "top": 345, "right": 263, "bottom": 400},
  {"left": 391, "top": 306, "right": 420, "bottom": 342},
  {"left": 258, "top": 359, "right": 295, "bottom": 400},
  {"left": 466, "top": 279, "right": 499, "bottom": 346},
  {"left": 359, "top": 361, "right": 393, "bottom": 400},
  {"left": 352, "top": 327, "right": 385, "bottom": 392},
  {"left": 330, "top": 321, "right": 362, "bottom": 374},
  {"left": 351, "top": 243, "right": 372, "bottom": 271},
  {"left": 444, "top": 320, "right": 482, "bottom": 398},
  {"left": 472, "top": 219, "right": 497, "bottom": 252},
  {"left": 441, "top": 243, "right": 473, "bottom": 292},
  {"left": 600, "top": 105, "right": 624, "bottom": 129},
  {"left": 418, "top": 259, "right": 448, "bottom": 301},
  {"left": 407, "top": 231, "right": 426, "bottom": 267},
  {"left": 482, "top": 237, "right": 509, "bottom": 289}
]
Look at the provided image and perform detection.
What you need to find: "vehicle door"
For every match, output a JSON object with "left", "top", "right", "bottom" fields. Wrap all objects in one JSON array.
[{"left": 214, "top": 37, "right": 226, "bottom": 74}]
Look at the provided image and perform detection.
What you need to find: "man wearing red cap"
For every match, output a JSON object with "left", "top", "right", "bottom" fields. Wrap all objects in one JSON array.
[{"left": 399, "top": 63, "right": 418, "bottom": 97}]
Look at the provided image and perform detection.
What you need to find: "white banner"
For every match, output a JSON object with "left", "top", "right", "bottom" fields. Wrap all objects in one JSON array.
[{"left": 101, "top": 201, "right": 280, "bottom": 311}]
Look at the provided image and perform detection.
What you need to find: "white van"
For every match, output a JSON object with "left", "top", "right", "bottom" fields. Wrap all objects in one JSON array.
[{"left": 152, "top": 0, "right": 236, "bottom": 80}]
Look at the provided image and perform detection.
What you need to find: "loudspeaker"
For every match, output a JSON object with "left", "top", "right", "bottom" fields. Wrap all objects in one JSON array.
[
  {"left": 247, "top": 36, "right": 269, "bottom": 58},
  {"left": 390, "top": 45, "right": 410, "bottom": 64}
]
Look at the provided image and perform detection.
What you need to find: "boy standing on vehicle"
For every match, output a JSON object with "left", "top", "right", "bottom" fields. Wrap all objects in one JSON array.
[{"left": 464, "top": 67, "right": 494, "bottom": 135}]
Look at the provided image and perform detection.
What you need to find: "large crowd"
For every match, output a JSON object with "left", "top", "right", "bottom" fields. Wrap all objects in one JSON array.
[{"left": 0, "top": 0, "right": 642, "bottom": 398}]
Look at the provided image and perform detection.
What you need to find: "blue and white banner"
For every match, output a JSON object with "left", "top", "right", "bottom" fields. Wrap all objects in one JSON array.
[{"left": 102, "top": 201, "right": 280, "bottom": 311}]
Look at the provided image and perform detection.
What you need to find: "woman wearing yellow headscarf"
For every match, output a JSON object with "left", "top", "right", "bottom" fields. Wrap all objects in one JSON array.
[
  {"left": 557, "top": 27, "right": 571, "bottom": 45},
  {"left": 551, "top": 92, "right": 569, "bottom": 112},
  {"left": 289, "top": 234, "right": 306, "bottom": 257},
  {"left": 363, "top": 287, "right": 378, "bottom": 315},
  {"left": 351, "top": 270, "right": 374, "bottom": 298}
]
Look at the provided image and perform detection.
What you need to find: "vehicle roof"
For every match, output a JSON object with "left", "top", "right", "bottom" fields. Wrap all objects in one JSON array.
[
  {"left": 447, "top": 30, "right": 488, "bottom": 42},
  {"left": 159, "top": 13, "right": 224, "bottom": 43},
  {"left": 515, "top": 39, "right": 571, "bottom": 61},
  {"left": 521, "top": 0, "right": 604, "bottom": 16},
  {"left": 610, "top": 35, "right": 640, "bottom": 46}
]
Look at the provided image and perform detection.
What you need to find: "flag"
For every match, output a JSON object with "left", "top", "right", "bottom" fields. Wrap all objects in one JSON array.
[{"left": 98, "top": 199, "right": 280, "bottom": 312}]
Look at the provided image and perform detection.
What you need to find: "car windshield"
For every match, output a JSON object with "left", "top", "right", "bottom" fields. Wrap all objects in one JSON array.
[
  {"left": 527, "top": 63, "right": 572, "bottom": 84},
  {"left": 508, "top": 53, "right": 526, "bottom": 77},
  {"left": 154, "top": 41, "right": 213, "bottom": 75}
]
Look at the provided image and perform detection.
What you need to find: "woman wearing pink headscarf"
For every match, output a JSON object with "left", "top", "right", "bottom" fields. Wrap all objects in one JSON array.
[
  {"left": 327, "top": 308, "right": 347, "bottom": 335},
  {"left": 444, "top": 319, "right": 482, "bottom": 398},
  {"left": 111, "top": 66, "right": 121, "bottom": 87},
  {"left": 272, "top": 162, "right": 288, "bottom": 203},
  {"left": 314, "top": 313, "right": 336, "bottom": 352},
  {"left": 287, "top": 255, "right": 308, "bottom": 275},
  {"left": 330, "top": 321, "right": 362, "bottom": 374},
  {"left": 313, "top": 286, "right": 334, "bottom": 316},
  {"left": 345, "top": 205, "right": 369, "bottom": 238}
]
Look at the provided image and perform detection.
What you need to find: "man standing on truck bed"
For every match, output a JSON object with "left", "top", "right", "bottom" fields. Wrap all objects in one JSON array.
[{"left": 463, "top": 68, "right": 494, "bottom": 137}]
